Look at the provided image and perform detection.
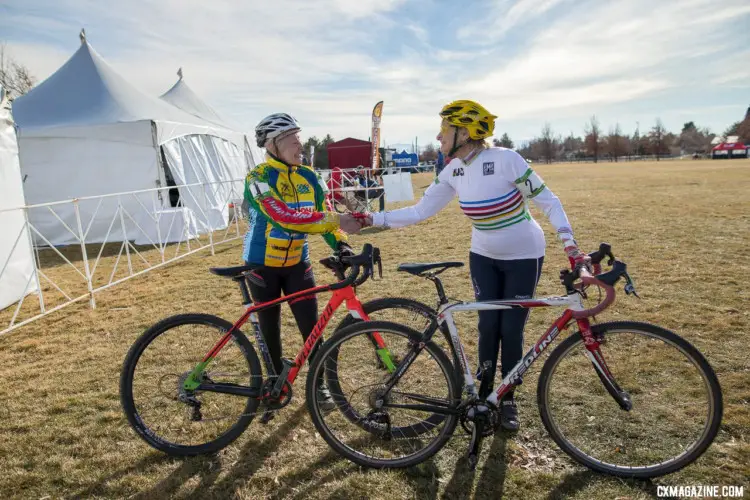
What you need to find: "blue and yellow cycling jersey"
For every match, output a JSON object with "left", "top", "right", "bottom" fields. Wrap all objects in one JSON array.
[{"left": 242, "top": 156, "right": 348, "bottom": 267}]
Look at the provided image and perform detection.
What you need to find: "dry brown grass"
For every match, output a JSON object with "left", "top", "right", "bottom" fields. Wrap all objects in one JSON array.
[{"left": 0, "top": 159, "right": 748, "bottom": 499}]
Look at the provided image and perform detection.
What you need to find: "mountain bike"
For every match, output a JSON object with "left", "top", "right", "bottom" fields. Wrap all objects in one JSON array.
[
  {"left": 305, "top": 244, "right": 723, "bottom": 478},
  {"left": 120, "top": 244, "right": 438, "bottom": 456}
]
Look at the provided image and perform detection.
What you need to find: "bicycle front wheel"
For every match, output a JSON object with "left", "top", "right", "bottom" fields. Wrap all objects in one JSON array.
[
  {"left": 307, "top": 321, "right": 460, "bottom": 469},
  {"left": 538, "top": 321, "right": 722, "bottom": 478},
  {"left": 120, "top": 314, "right": 263, "bottom": 456}
]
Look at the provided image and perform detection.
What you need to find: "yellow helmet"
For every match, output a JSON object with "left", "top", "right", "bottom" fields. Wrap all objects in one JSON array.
[{"left": 439, "top": 100, "right": 497, "bottom": 140}]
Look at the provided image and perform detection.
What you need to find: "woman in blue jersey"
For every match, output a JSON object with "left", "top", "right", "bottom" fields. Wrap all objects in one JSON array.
[{"left": 345, "top": 100, "right": 587, "bottom": 430}]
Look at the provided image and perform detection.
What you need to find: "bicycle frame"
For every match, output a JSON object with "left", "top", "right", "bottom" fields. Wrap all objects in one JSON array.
[
  {"left": 183, "top": 279, "right": 389, "bottom": 395},
  {"left": 434, "top": 290, "right": 619, "bottom": 406}
]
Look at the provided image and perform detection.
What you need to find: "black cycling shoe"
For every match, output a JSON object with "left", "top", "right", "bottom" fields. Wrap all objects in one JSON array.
[{"left": 500, "top": 395, "right": 520, "bottom": 431}]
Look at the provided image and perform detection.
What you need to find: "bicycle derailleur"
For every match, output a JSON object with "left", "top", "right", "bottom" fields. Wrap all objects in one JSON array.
[{"left": 173, "top": 371, "right": 210, "bottom": 422}]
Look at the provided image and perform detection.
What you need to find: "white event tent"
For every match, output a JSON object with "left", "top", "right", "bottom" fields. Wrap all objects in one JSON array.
[
  {"left": 0, "top": 85, "right": 38, "bottom": 310},
  {"left": 13, "top": 31, "right": 255, "bottom": 246},
  {"left": 159, "top": 68, "right": 264, "bottom": 178}
]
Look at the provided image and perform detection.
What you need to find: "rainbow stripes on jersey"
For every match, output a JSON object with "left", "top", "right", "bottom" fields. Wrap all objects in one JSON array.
[{"left": 459, "top": 188, "right": 531, "bottom": 231}]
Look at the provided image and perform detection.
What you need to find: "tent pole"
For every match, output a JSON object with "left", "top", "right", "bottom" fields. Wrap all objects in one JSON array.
[{"left": 74, "top": 199, "right": 96, "bottom": 309}]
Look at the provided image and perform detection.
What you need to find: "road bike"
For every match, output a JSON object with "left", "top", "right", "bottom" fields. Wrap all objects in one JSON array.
[
  {"left": 305, "top": 244, "right": 723, "bottom": 478},
  {"left": 120, "top": 244, "right": 438, "bottom": 456}
]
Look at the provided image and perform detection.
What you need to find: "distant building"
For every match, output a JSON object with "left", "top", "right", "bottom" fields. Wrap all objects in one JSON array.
[{"left": 327, "top": 138, "right": 371, "bottom": 170}]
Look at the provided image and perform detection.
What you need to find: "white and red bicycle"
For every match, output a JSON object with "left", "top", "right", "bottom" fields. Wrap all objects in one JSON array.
[{"left": 305, "top": 244, "right": 723, "bottom": 478}]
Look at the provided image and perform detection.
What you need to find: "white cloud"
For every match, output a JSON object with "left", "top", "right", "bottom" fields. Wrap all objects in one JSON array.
[
  {"left": 3, "top": 0, "right": 749, "bottom": 144},
  {"left": 457, "top": 0, "right": 570, "bottom": 43}
]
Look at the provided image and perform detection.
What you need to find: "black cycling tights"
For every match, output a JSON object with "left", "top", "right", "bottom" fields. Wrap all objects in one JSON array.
[
  {"left": 469, "top": 252, "right": 544, "bottom": 398},
  {"left": 247, "top": 260, "right": 320, "bottom": 375}
]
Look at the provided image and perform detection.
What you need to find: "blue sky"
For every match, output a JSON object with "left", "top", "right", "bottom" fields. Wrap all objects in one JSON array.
[{"left": 2, "top": 0, "right": 749, "bottom": 147}]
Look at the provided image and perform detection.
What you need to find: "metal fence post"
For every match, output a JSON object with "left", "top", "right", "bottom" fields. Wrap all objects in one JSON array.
[
  {"left": 202, "top": 183, "right": 215, "bottom": 256},
  {"left": 24, "top": 207, "right": 45, "bottom": 314},
  {"left": 118, "top": 196, "right": 133, "bottom": 275},
  {"left": 73, "top": 199, "right": 96, "bottom": 309},
  {"left": 153, "top": 190, "right": 165, "bottom": 263}
]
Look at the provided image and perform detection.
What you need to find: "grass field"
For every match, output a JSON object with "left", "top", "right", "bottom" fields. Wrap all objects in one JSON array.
[{"left": 0, "top": 159, "right": 748, "bottom": 499}]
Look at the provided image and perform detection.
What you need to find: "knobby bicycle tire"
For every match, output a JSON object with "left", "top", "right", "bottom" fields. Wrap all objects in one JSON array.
[
  {"left": 306, "top": 320, "right": 460, "bottom": 469},
  {"left": 120, "top": 313, "right": 263, "bottom": 456},
  {"left": 537, "top": 320, "right": 722, "bottom": 478}
]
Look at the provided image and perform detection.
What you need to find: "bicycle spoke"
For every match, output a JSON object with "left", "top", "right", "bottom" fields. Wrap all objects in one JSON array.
[
  {"left": 539, "top": 322, "right": 721, "bottom": 477},
  {"left": 308, "top": 322, "right": 460, "bottom": 468}
]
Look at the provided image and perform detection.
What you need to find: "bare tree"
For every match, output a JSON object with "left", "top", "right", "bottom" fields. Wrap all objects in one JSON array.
[
  {"left": 584, "top": 115, "right": 602, "bottom": 162},
  {"left": 0, "top": 43, "right": 36, "bottom": 98},
  {"left": 649, "top": 118, "right": 668, "bottom": 160},
  {"left": 499, "top": 132, "right": 514, "bottom": 149},
  {"left": 540, "top": 123, "right": 558, "bottom": 164},
  {"left": 679, "top": 122, "right": 715, "bottom": 155},
  {"left": 606, "top": 123, "right": 627, "bottom": 161},
  {"left": 723, "top": 121, "right": 741, "bottom": 138},
  {"left": 737, "top": 110, "right": 750, "bottom": 143},
  {"left": 420, "top": 143, "right": 438, "bottom": 162}
]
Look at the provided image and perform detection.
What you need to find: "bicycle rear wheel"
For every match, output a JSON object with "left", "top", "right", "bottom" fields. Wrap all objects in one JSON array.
[
  {"left": 538, "top": 321, "right": 722, "bottom": 478},
  {"left": 307, "top": 321, "right": 460, "bottom": 468},
  {"left": 334, "top": 297, "right": 459, "bottom": 365},
  {"left": 327, "top": 298, "right": 459, "bottom": 437},
  {"left": 120, "top": 314, "right": 262, "bottom": 456}
]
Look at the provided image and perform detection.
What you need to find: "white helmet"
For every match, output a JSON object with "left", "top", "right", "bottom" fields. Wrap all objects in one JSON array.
[{"left": 255, "top": 113, "right": 300, "bottom": 148}]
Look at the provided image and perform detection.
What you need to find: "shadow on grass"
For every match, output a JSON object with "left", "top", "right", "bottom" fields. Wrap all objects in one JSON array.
[
  {"left": 359, "top": 226, "right": 390, "bottom": 236},
  {"left": 161, "top": 405, "right": 310, "bottom": 499},
  {"left": 544, "top": 469, "right": 660, "bottom": 500},
  {"left": 268, "top": 440, "right": 442, "bottom": 500},
  {"left": 74, "top": 405, "right": 307, "bottom": 499},
  {"left": 36, "top": 232, "right": 239, "bottom": 269},
  {"left": 443, "top": 433, "right": 509, "bottom": 500},
  {"left": 71, "top": 453, "right": 175, "bottom": 498},
  {"left": 115, "top": 409, "right": 444, "bottom": 499}
]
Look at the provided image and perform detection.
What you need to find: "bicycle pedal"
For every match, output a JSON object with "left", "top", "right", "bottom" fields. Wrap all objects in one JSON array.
[{"left": 259, "top": 410, "right": 276, "bottom": 424}]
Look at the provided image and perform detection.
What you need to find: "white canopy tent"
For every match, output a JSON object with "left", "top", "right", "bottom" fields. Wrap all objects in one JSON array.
[
  {"left": 0, "top": 85, "right": 38, "bottom": 311},
  {"left": 159, "top": 68, "right": 264, "bottom": 178},
  {"left": 13, "top": 32, "right": 254, "bottom": 246}
]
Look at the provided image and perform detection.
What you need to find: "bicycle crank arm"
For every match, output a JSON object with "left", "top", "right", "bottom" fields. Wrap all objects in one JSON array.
[
  {"left": 466, "top": 418, "right": 485, "bottom": 471},
  {"left": 271, "top": 359, "right": 294, "bottom": 399},
  {"left": 196, "top": 382, "right": 260, "bottom": 398}
]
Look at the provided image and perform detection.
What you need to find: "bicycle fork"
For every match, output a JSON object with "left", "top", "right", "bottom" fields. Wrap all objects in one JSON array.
[{"left": 577, "top": 318, "right": 633, "bottom": 411}]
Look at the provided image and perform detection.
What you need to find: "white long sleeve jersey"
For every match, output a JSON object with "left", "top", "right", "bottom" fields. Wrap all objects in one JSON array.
[{"left": 372, "top": 147, "right": 575, "bottom": 260}]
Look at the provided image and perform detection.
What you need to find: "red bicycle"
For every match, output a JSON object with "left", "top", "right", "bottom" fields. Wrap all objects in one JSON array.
[{"left": 119, "top": 244, "right": 439, "bottom": 456}]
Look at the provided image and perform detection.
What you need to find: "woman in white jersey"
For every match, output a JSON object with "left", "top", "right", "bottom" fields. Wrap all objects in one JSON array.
[{"left": 346, "top": 100, "right": 587, "bottom": 430}]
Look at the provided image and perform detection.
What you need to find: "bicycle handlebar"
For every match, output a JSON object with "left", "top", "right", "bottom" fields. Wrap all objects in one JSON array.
[
  {"left": 571, "top": 268, "right": 616, "bottom": 319},
  {"left": 324, "top": 243, "right": 382, "bottom": 290},
  {"left": 561, "top": 242, "right": 633, "bottom": 318}
]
